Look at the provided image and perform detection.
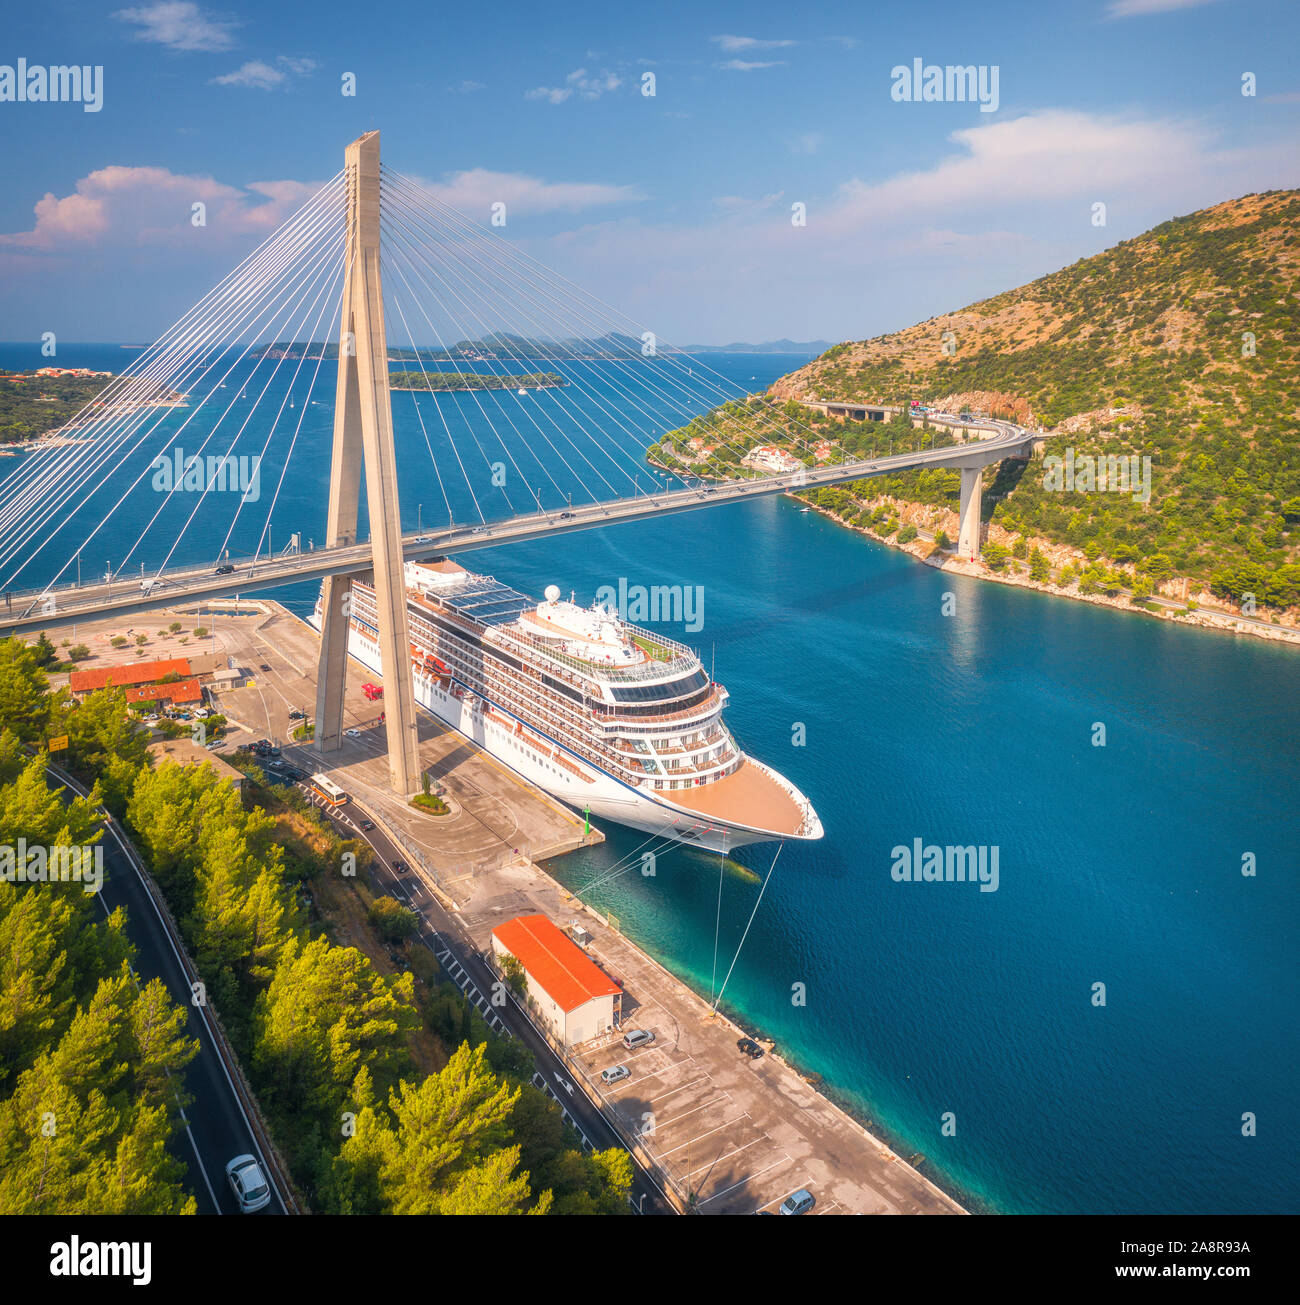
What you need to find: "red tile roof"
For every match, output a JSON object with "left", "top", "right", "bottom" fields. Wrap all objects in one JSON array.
[
  {"left": 69, "top": 658, "right": 191, "bottom": 692},
  {"left": 492, "top": 914, "right": 621, "bottom": 1012},
  {"left": 124, "top": 677, "right": 202, "bottom": 705}
]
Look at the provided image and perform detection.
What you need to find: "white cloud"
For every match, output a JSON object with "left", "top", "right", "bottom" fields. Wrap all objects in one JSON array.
[
  {"left": 534, "top": 108, "right": 1299, "bottom": 341},
  {"left": 526, "top": 85, "right": 572, "bottom": 104},
  {"left": 527, "top": 68, "right": 622, "bottom": 103},
  {"left": 212, "top": 55, "right": 317, "bottom": 89},
  {"left": 716, "top": 60, "right": 786, "bottom": 72},
  {"left": 450, "top": 80, "right": 487, "bottom": 94},
  {"left": 408, "top": 167, "right": 643, "bottom": 217},
  {"left": 0, "top": 165, "right": 324, "bottom": 249},
  {"left": 113, "top": 2, "right": 237, "bottom": 52},
  {"left": 1106, "top": 0, "right": 1222, "bottom": 16},
  {"left": 213, "top": 60, "right": 283, "bottom": 88},
  {"left": 711, "top": 35, "right": 797, "bottom": 52}
]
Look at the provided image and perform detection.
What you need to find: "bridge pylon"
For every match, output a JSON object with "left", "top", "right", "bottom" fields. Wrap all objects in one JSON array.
[{"left": 315, "top": 130, "right": 422, "bottom": 796}]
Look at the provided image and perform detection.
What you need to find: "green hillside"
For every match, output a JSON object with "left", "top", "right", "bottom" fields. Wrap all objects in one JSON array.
[{"left": 652, "top": 190, "right": 1300, "bottom": 611}]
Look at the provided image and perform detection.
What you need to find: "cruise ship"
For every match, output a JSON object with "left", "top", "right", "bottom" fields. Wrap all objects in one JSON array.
[{"left": 313, "top": 558, "right": 822, "bottom": 853}]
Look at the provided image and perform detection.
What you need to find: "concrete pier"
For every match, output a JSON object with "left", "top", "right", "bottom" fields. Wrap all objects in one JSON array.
[{"left": 958, "top": 464, "right": 983, "bottom": 560}]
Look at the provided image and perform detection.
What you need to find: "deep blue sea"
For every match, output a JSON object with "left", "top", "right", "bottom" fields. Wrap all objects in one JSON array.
[{"left": 3, "top": 341, "right": 1296, "bottom": 1214}]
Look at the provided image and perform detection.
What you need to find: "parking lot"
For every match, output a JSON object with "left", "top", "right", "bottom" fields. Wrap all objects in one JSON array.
[{"left": 577, "top": 1011, "right": 843, "bottom": 1214}]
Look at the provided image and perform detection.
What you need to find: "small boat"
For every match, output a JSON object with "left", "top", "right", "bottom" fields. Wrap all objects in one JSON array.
[
  {"left": 517, "top": 388, "right": 527, "bottom": 396},
  {"left": 800, "top": 507, "right": 810, "bottom": 514}
]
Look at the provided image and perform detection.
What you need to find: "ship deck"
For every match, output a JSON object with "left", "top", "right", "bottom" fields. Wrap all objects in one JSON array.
[{"left": 667, "top": 757, "right": 805, "bottom": 837}]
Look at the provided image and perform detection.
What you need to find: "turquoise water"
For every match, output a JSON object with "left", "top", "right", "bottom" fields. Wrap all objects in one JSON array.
[{"left": 3, "top": 343, "right": 1296, "bottom": 1213}]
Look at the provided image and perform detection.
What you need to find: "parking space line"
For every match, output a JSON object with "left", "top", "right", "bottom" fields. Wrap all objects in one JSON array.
[
  {"left": 646, "top": 1075, "right": 709, "bottom": 1106},
  {"left": 687, "top": 1136, "right": 766, "bottom": 1182},
  {"left": 658, "top": 1115, "right": 752, "bottom": 1158},
  {"left": 696, "top": 1155, "right": 793, "bottom": 1208},
  {"left": 647, "top": 1095, "right": 729, "bottom": 1131}
]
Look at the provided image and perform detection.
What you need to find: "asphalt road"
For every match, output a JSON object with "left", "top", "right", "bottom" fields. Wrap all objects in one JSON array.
[{"left": 47, "top": 766, "right": 286, "bottom": 1216}]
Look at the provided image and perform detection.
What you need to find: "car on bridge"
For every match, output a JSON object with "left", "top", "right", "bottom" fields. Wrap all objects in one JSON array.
[{"left": 214, "top": 564, "right": 235, "bottom": 575}]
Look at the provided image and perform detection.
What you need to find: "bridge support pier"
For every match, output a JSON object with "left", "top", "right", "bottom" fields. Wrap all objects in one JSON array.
[
  {"left": 958, "top": 465, "right": 983, "bottom": 560},
  {"left": 314, "top": 130, "right": 422, "bottom": 797}
]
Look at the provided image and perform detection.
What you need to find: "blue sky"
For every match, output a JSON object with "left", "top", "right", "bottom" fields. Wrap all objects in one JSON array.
[{"left": 1, "top": 0, "right": 1297, "bottom": 344}]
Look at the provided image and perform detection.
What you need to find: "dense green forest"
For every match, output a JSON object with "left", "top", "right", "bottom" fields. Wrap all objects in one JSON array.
[
  {"left": 389, "top": 370, "right": 565, "bottom": 391},
  {"left": 0, "top": 637, "right": 631, "bottom": 1214},
  {"left": 653, "top": 190, "right": 1300, "bottom": 611},
  {"left": 0, "top": 373, "right": 113, "bottom": 444}
]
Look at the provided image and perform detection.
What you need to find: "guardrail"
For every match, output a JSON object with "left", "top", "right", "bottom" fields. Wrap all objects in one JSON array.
[{"left": 42, "top": 756, "right": 305, "bottom": 1216}]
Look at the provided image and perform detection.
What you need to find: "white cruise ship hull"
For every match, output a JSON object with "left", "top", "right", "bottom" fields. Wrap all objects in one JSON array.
[{"left": 335, "top": 618, "right": 804, "bottom": 854}]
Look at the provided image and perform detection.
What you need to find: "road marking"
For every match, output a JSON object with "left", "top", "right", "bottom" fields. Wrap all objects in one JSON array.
[
  {"left": 686, "top": 1135, "right": 766, "bottom": 1182},
  {"left": 696, "top": 1155, "right": 793, "bottom": 1208},
  {"left": 658, "top": 1116, "right": 752, "bottom": 1157}
]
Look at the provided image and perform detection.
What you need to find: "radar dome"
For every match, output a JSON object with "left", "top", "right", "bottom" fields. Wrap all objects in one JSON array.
[{"left": 544, "top": 584, "right": 561, "bottom": 603}]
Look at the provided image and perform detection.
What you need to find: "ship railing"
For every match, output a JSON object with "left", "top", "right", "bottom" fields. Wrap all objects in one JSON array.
[
  {"left": 591, "top": 687, "right": 727, "bottom": 728},
  {"left": 748, "top": 756, "right": 819, "bottom": 837}
]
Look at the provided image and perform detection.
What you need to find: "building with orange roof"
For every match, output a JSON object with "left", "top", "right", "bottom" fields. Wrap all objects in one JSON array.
[
  {"left": 69, "top": 657, "right": 192, "bottom": 696},
  {"left": 124, "top": 676, "right": 202, "bottom": 706},
  {"left": 491, "top": 913, "right": 622, "bottom": 1046}
]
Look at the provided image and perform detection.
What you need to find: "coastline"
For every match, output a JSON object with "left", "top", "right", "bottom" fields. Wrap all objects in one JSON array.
[
  {"left": 538, "top": 851, "right": 974, "bottom": 1215},
  {"left": 797, "top": 495, "right": 1300, "bottom": 649}
]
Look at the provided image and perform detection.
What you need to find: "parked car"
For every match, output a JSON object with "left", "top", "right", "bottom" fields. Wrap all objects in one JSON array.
[
  {"left": 779, "top": 1188, "right": 815, "bottom": 1216},
  {"left": 268, "top": 746, "right": 281, "bottom": 757},
  {"left": 225, "top": 1155, "right": 271, "bottom": 1213},
  {"left": 601, "top": 1065, "right": 630, "bottom": 1086},
  {"left": 622, "top": 1029, "right": 655, "bottom": 1050},
  {"left": 738, "top": 1037, "right": 764, "bottom": 1060}
]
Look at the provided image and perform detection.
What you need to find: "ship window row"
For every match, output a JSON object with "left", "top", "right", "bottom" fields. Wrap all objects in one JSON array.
[{"left": 607, "top": 669, "right": 709, "bottom": 704}]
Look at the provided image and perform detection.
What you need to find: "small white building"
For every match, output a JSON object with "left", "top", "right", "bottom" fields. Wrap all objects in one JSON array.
[{"left": 492, "top": 914, "right": 622, "bottom": 1047}]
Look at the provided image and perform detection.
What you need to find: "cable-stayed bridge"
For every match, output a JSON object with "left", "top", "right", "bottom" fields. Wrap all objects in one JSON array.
[{"left": 0, "top": 132, "right": 1037, "bottom": 794}]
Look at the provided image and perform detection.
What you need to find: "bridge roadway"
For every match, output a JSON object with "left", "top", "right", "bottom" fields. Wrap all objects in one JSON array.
[{"left": 1, "top": 413, "right": 1037, "bottom": 636}]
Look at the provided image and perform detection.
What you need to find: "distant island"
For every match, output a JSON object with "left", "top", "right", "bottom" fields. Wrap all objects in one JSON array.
[
  {"left": 679, "top": 339, "right": 833, "bottom": 354},
  {"left": 389, "top": 371, "right": 566, "bottom": 392},
  {"left": 253, "top": 333, "right": 829, "bottom": 363}
]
